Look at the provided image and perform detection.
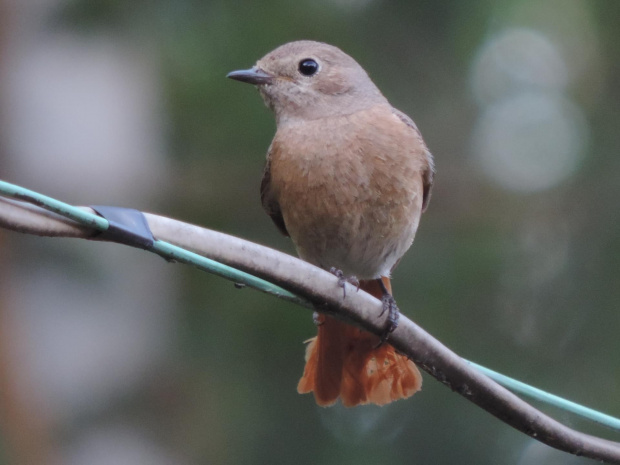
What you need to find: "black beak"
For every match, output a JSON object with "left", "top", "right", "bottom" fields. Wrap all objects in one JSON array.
[{"left": 227, "top": 67, "right": 274, "bottom": 85}]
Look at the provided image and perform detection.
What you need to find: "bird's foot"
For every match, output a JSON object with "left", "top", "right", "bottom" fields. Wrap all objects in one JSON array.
[
  {"left": 329, "top": 267, "right": 360, "bottom": 298},
  {"left": 376, "top": 279, "right": 400, "bottom": 346},
  {"left": 378, "top": 294, "right": 400, "bottom": 343}
]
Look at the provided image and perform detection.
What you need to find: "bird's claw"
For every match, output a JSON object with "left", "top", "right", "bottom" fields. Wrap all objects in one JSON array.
[
  {"left": 329, "top": 267, "right": 359, "bottom": 298},
  {"left": 377, "top": 294, "right": 400, "bottom": 346}
]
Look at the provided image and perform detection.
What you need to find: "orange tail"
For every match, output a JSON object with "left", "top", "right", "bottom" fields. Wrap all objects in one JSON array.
[{"left": 297, "top": 277, "right": 422, "bottom": 407}]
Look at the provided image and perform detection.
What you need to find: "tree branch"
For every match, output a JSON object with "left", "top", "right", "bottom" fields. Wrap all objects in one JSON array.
[{"left": 1, "top": 196, "right": 620, "bottom": 463}]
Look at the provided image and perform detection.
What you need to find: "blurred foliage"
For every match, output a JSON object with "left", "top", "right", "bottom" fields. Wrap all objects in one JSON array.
[{"left": 5, "top": 0, "right": 620, "bottom": 464}]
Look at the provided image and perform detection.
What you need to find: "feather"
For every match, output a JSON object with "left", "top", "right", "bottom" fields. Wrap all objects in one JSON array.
[{"left": 297, "top": 278, "right": 422, "bottom": 406}]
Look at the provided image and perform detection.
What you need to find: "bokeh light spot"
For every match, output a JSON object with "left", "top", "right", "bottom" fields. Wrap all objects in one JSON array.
[{"left": 472, "top": 92, "right": 587, "bottom": 193}]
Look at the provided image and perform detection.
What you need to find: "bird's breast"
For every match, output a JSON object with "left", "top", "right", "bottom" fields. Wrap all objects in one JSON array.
[{"left": 268, "top": 105, "right": 425, "bottom": 278}]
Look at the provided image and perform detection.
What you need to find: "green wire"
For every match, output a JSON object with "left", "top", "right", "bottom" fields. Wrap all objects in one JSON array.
[
  {"left": 0, "top": 179, "right": 304, "bottom": 306},
  {"left": 1, "top": 178, "right": 619, "bottom": 433},
  {"left": 466, "top": 360, "right": 620, "bottom": 431},
  {"left": 150, "top": 240, "right": 309, "bottom": 307},
  {"left": 0, "top": 180, "right": 109, "bottom": 230}
]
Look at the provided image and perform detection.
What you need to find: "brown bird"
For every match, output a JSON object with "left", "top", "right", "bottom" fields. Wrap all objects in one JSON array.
[{"left": 228, "top": 41, "right": 434, "bottom": 407}]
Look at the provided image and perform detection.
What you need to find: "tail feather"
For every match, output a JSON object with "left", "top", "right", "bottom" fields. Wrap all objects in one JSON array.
[{"left": 297, "top": 277, "right": 422, "bottom": 407}]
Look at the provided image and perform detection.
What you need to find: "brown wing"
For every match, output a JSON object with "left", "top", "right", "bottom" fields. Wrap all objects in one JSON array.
[
  {"left": 392, "top": 108, "right": 435, "bottom": 212},
  {"left": 260, "top": 145, "right": 289, "bottom": 237}
]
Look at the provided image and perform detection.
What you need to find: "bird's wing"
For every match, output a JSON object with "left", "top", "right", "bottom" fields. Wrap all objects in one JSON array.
[
  {"left": 392, "top": 108, "right": 435, "bottom": 212},
  {"left": 261, "top": 143, "right": 289, "bottom": 236}
]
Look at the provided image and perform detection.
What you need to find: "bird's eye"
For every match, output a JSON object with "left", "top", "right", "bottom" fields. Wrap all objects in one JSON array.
[{"left": 298, "top": 59, "right": 319, "bottom": 76}]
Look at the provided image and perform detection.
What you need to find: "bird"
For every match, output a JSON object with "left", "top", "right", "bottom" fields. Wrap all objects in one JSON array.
[{"left": 227, "top": 40, "right": 434, "bottom": 407}]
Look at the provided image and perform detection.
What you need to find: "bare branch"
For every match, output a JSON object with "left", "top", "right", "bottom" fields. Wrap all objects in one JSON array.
[
  {"left": 0, "top": 197, "right": 95, "bottom": 238},
  {"left": 1, "top": 197, "right": 620, "bottom": 463}
]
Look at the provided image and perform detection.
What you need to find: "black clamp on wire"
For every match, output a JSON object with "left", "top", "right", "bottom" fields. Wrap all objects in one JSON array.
[{"left": 90, "top": 205, "right": 154, "bottom": 250}]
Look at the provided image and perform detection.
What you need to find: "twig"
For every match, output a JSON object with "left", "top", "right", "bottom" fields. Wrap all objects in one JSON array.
[{"left": 1, "top": 195, "right": 620, "bottom": 463}]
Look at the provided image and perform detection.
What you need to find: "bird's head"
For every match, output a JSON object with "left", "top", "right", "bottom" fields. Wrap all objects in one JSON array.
[{"left": 227, "top": 40, "right": 387, "bottom": 125}]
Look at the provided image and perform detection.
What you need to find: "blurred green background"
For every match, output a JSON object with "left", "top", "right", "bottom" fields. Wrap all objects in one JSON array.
[{"left": 1, "top": 0, "right": 619, "bottom": 464}]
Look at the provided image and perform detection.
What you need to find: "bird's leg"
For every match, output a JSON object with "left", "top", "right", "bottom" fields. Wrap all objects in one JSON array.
[
  {"left": 377, "top": 278, "right": 400, "bottom": 345},
  {"left": 329, "top": 267, "right": 360, "bottom": 298}
]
